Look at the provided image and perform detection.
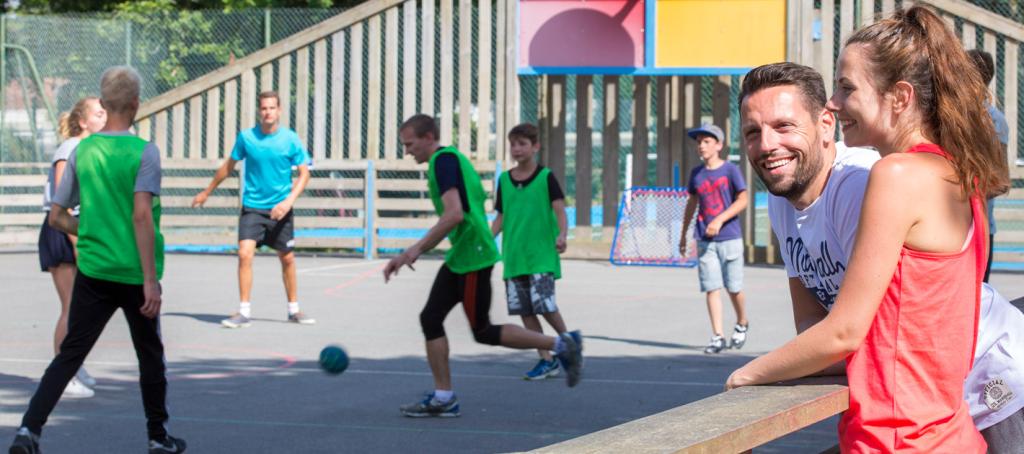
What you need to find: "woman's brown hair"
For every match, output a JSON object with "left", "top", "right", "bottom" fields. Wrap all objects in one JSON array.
[
  {"left": 846, "top": 6, "right": 1010, "bottom": 198},
  {"left": 57, "top": 97, "right": 99, "bottom": 140}
]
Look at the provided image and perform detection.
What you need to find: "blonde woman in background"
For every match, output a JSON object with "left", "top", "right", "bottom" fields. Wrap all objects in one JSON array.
[{"left": 38, "top": 96, "right": 106, "bottom": 398}]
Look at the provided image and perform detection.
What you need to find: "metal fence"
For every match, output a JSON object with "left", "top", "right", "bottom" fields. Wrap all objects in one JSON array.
[{"left": 0, "top": 0, "right": 514, "bottom": 257}]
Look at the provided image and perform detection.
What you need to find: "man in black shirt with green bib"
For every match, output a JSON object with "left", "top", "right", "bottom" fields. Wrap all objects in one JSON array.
[{"left": 384, "top": 115, "right": 583, "bottom": 418}]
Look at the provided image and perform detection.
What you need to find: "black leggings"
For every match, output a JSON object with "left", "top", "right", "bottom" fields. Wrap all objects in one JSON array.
[
  {"left": 420, "top": 265, "right": 503, "bottom": 345},
  {"left": 21, "top": 272, "right": 169, "bottom": 440}
]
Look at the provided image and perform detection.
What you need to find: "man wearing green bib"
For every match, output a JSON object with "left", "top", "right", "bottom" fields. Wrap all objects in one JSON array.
[
  {"left": 10, "top": 67, "right": 185, "bottom": 454},
  {"left": 384, "top": 115, "right": 583, "bottom": 418}
]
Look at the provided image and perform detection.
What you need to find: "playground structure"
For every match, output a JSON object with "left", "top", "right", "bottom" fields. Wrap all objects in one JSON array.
[{"left": 0, "top": 0, "right": 1022, "bottom": 267}]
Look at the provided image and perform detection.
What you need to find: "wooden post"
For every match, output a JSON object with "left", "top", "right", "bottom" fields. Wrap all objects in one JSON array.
[
  {"left": 602, "top": 76, "right": 620, "bottom": 227},
  {"left": 457, "top": 0, "right": 473, "bottom": 155},
  {"left": 402, "top": 0, "right": 417, "bottom": 120},
  {"left": 576, "top": 75, "right": 593, "bottom": 228},
  {"left": 476, "top": 0, "right": 493, "bottom": 161},
  {"left": 172, "top": 103, "right": 185, "bottom": 159},
  {"left": 295, "top": 48, "right": 310, "bottom": 146},
  {"left": 858, "top": 0, "right": 873, "bottom": 26},
  {"left": 367, "top": 15, "right": 383, "bottom": 160},
  {"left": 205, "top": 87, "right": 220, "bottom": 159},
  {"left": 155, "top": 111, "right": 168, "bottom": 157},
  {"left": 656, "top": 76, "right": 672, "bottom": 186},
  {"left": 241, "top": 69, "right": 257, "bottom": 134},
  {"left": 546, "top": 75, "right": 567, "bottom": 186},
  {"left": 494, "top": 0, "right": 508, "bottom": 162},
  {"left": 420, "top": 0, "right": 435, "bottom": 115},
  {"left": 224, "top": 79, "right": 238, "bottom": 153},
  {"left": 670, "top": 76, "right": 684, "bottom": 186},
  {"left": 330, "top": 32, "right": 346, "bottom": 159},
  {"left": 840, "top": 0, "right": 854, "bottom": 56},
  {"left": 260, "top": 63, "right": 274, "bottom": 93},
  {"left": 681, "top": 76, "right": 701, "bottom": 187},
  {"left": 348, "top": 23, "right": 364, "bottom": 158},
  {"left": 439, "top": 0, "right": 454, "bottom": 143},
  {"left": 278, "top": 55, "right": 292, "bottom": 128},
  {"left": 384, "top": 7, "right": 400, "bottom": 161},
  {"left": 313, "top": 39, "right": 328, "bottom": 161},
  {"left": 963, "top": 23, "right": 976, "bottom": 49},
  {"left": 821, "top": 0, "right": 836, "bottom": 94},
  {"left": 1005, "top": 41, "right": 1019, "bottom": 175},
  {"left": 631, "top": 76, "right": 650, "bottom": 187},
  {"left": 538, "top": 75, "right": 550, "bottom": 165},
  {"left": 188, "top": 96, "right": 202, "bottom": 159}
]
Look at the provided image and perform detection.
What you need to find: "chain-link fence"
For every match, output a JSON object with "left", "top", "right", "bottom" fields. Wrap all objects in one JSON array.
[{"left": 0, "top": 1, "right": 509, "bottom": 257}]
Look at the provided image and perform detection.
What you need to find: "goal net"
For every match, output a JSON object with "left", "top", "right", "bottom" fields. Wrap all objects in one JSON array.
[{"left": 610, "top": 186, "right": 697, "bottom": 267}]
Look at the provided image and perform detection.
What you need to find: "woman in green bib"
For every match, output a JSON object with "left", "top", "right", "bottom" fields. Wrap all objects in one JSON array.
[{"left": 384, "top": 115, "right": 583, "bottom": 418}]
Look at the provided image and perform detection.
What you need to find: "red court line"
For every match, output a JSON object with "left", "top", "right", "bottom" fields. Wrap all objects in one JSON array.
[{"left": 324, "top": 263, "right": 387, "bottom": 297}]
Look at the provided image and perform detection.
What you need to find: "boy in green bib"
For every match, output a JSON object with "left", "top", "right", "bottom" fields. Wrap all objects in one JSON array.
[
  {"left": 10, "top": 67, "right": 185, "bottom": 454},
  {"left": 491, "top": 123, "right": 574, "bottom": 380},
  {"left": 384, "top": 115, "right": 583, "bottom": 418}
]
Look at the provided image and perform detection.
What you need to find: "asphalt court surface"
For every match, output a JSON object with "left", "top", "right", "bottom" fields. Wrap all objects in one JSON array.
[{"left": 2, "top": 252, "right": 1022, "bottom": 453}]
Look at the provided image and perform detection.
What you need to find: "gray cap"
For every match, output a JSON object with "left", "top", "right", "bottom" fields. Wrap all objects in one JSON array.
[{"left": 687, "top": 123, "right": 724, "bottom": 143}]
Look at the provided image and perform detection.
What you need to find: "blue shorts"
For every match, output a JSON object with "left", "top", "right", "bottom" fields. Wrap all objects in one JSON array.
[{"left": 697, "top": 238, "right": 744, "bottom": 293}]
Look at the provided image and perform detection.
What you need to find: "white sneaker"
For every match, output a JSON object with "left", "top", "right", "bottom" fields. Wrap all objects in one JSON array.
[
  {"left": 76, "top": 367, "right": 96, "bottom": 388},
  {"left": 63, "top": 377, "right": 95, "bottom": 398}
]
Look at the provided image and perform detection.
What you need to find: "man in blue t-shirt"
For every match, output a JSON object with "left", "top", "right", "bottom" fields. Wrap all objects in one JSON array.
[
  {"left": 679, "top": 123, "right": 750, "bottom": 354},
  {"left": 192, "top": 91, "right": 314, "bottom": 328}
]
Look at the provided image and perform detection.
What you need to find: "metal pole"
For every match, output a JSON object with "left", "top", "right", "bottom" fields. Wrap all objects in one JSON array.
[
  {"left": 125, "top": 21, "right": 132, "bottom": 67},
  {"left": 264, "top": 8, "right": 271, "bottom": 48}
]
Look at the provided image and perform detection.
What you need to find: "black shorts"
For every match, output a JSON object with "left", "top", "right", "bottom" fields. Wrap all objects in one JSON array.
[
  {"left": 38, "top": 215, "right": 75, "bottom": 271},
  {"left": 420, "top": 265, "right": 502, "bottom": 345},
  {"left": 238, "top": 207, "right": 295, "bottom": 252}
]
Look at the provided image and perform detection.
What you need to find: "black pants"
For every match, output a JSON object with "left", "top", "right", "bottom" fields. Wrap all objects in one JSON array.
[
  {"left": 21, "top": 272, "right": 169, "bottom": 440},
  {"left": 420, "top": 265, "right": 503, "bottom": 345}
]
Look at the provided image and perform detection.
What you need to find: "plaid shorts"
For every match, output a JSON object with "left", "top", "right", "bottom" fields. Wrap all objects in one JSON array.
[{"left": 505, "top": 273, "right": 558, "bottom": 316}]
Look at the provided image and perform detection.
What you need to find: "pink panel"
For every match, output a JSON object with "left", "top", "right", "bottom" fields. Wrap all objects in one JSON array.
[{"left": 519, "top": 0, "right": 645, "bottom": 68}]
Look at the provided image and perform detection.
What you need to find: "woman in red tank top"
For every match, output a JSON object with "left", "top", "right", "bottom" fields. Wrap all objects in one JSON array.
[{"left": 726, "top": 7, "right": 1010, "bottom": 453}]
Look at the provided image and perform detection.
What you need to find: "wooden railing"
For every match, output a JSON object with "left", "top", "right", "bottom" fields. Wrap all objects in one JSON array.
[
  {"left": 0, "top": 160, "right": 498, "bottom": 253},
  {"left": 531, "top": 376, "right": 849, "bottom": 454}
]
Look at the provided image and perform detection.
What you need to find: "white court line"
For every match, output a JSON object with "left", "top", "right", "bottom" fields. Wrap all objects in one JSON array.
[
  {"left": 297, "top": 260, "right": 385, "bottom": 274},
  {"left": 0, "top": 357, "right": 720, "bottom": 387}
]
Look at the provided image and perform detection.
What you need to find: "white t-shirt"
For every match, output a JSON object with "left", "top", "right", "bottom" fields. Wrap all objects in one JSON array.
[
  {"left": 769, "top": 142, "right": 878, "bottom": 310},
  {"left": 769, "top": 142, "right": 1024, "bottom": 429},
  {"left": 42, "top": 137, "right": 80, "bottom": 212}
]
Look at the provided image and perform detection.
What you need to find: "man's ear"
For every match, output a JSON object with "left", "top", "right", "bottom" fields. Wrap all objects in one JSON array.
[{"left": 819, "top": 108, "right": 836, "bottom": 143}]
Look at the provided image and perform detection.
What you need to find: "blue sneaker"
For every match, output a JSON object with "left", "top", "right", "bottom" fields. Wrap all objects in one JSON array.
[
  {"left": 555, "top": 330, "right": 583, "bottom": 387},
  {"left": 399, "top": 392, "right": 460, "bottom": 418},
  {"left": 524, "top": 358, "right": 560, "bottom": 380}
]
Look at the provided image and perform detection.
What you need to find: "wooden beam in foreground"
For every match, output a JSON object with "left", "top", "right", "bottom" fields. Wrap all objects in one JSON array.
[{"left": 530, "top": 377, "right": 848, "bottom": 454}]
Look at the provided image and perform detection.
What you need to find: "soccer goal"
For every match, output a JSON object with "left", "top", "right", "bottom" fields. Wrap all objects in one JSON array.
[{"left": 609, "top": 187, "right": 697, "bottom": 267}]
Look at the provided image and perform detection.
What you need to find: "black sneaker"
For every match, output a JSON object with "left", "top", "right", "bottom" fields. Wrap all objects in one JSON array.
[
  {"left": 148, "top": 435, "right": 186, "bottom": 454},
  {"left": 9, "top": 427, "right": 39, "bottom": 454},
  {"left": 704, "top": 335, "right": 726, "bottom": 354},
  {"left": 555, "top": 330, "right": 583, "bottom": 387},
  {"left": 399, "top": 392, "right": 460, "bottom": 418}
]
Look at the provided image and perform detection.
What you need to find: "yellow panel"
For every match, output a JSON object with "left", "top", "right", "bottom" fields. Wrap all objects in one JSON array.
[{"left": 656, "top": 0, "right": 787, "bottom": 68}]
